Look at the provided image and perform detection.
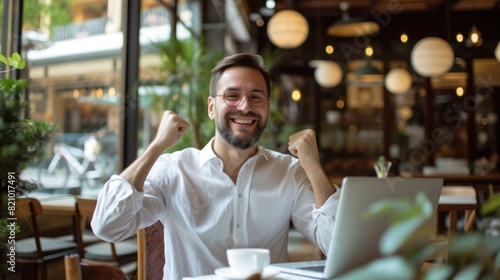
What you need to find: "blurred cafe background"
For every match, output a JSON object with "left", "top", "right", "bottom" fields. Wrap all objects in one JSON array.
[
  {"left": 1, "top": 0, "right": 500, "bottom": 194},
  {"left": 2, "top": 1, "right": 500, "bottom": 279}
]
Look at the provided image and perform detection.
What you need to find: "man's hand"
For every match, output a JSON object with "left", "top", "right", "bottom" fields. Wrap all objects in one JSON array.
[
  {"left": 288, "top": 129, "right": 321, "bottom": 170},
  {"left": 288, "top": 129, "right": 335, "bottom": 206},
  {"left": 152, "top": 110, "right": 190, "bottom": 152}
]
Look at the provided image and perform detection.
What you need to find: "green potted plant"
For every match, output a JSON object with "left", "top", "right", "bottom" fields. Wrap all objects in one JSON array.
[{"left": 0, "top": 53, "right": 56, "bottom": 275}]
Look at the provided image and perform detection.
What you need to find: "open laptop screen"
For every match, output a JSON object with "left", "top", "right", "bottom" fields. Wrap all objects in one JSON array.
[{"left": 269, "top": 176, "right": 444, "bottom": 279}]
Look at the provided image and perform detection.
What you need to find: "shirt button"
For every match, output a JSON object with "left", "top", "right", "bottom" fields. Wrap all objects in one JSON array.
[
  {"left": 237, "top": 224, "right": 240, "bottom": 228},
  {"left": 238, "top": 193, "right": 242, "bottom": 198}
]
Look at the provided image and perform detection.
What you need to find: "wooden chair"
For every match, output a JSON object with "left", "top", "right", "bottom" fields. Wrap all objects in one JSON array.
[
  {"left": 15, "top": 197, "right": 79, "bottom": 280},
  {"left": 74, "top": 197, "right": 137, "bottom": 275},
  {"left": 137, "top": 220, "right": 165, "bottom": 280},
  {"left": 64, "top": 254, "right": 128, "bottom": 280},
  {"left": 439, "top": 186, "right": 478, "bottom": 238},
  {"left": 427, "top": 186, "right": 478, "bottom": 263},
  {"left": 136, "top": 222, "right": 264, "bottom": 280}
]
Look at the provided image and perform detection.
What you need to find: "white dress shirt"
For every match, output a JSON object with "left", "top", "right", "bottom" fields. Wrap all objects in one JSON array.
[{"left": 91, "top": 139, "right": 341, "bottom": 280}]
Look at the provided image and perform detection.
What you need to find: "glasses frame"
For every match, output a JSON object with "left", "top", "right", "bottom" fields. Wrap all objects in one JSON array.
[{"left": 213, "top": 91, "right": 270, "bottom": 107}]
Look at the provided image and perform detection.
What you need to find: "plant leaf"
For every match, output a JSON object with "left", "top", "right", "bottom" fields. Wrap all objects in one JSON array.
[
  {"left": 1, "top": 52, "right": 26, "bottom": 69},
  {"left": 11, "top": 52, "right": 22, "bottom": 61},
  {"left": 453, "top": 261, "right": 483, "bottom": 280},
  {"left": 422, "top": 264, "right": 454, "bottom": 280},
  {"left": 0, "top": 54, "right": 7, "bottom": 64},
  {"left": 379, "top": 212, "right": 432, "bottom": 255}
]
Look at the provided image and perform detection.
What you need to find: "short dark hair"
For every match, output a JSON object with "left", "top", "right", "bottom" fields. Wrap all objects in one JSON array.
[{"left": 210, "top": 53, "right": 271, "bottom": 97}]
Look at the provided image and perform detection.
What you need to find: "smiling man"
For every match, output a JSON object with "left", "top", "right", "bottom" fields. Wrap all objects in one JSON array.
[{"left": 91, "top": 53, "right": 340, "bottom": 280}]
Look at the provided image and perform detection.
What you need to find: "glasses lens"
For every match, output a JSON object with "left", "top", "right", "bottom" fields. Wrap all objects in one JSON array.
[
  {"left": 222, "top": 91, "right": 268, "bottom": 107},
  {"left": 248, "top": 93, "right": 266, "bottom": 107},
  {"left": 223, "top": 91, "right": 242, "bottom": 106}
]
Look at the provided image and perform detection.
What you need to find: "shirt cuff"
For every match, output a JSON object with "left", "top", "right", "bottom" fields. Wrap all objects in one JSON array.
[{"left": 312, "top": 184, "right": 341, "bottom": 217}]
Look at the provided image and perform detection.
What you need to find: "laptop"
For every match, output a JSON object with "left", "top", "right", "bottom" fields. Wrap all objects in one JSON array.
[{"left": 269, "top": 176, "right": 444, "bottom": 279}]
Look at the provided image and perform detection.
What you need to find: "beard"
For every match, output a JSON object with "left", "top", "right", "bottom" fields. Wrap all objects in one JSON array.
[{"left": 216, "top": 111, "right": 267, "bottom": 150}]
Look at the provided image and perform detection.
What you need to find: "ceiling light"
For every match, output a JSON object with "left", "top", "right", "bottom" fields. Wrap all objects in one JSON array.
[
  {"left": 465, "top": 25, "right": 483, "bottom": 47},
  {"left": 400, "top": 32, "right": 408, "bottom": 43},
  {"left": 411, "top": 37, "right": 454, "bottom": 77},
  {"left": 355, "top": 46, "right": 383, "bottom": 81},
  {"left": 356, "top": 61, "right": 381, "bottom": 77},
  {"left": 365, "top": 45, "right": 374, "bottom": 57},
  {"left": 385, "top": 68, "right": 412, "bottom": 94},
  {"left": 291, "top": 88, "right": 301, "bottom": 101},
  {"left": 327, "top": 2, "right": 379, "bottom": 37},
  {"left": 355, "top": 57, "right": 383, "bottom": 81},
  {"left": 325, "top": 45, "right": 334, "bottom": 54},
  {"left": 267, "top": 10, "right": 309, "bottom": 49},
  {"left": 310, "top": 60, "right": 343, "bottom": 88}
]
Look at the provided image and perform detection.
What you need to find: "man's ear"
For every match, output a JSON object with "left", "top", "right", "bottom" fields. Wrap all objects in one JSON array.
[{"left": 208, "top": 96, "right": 215, "bottom": 120}]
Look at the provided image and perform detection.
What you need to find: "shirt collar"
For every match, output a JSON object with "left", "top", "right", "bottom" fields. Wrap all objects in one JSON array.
[{"left": 199, "top": 138, "right": 270, "bottom": 168}]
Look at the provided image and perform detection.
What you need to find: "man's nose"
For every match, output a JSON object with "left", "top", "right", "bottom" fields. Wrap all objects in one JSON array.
[{"left": 236, "top": 95, "right": 253, "bottom": 110}]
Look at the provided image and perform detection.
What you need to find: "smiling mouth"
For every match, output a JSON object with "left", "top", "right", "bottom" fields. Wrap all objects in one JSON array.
[{"left": 231, "top": 118, "right": 255, "bottom": 125}]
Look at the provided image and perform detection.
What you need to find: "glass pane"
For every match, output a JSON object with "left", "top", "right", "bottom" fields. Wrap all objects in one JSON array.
[
  {"left": 19, "top": 1, "right": 198, "bottom": 196},
  {"left": 138, "top": 1, "right": 200, "bottom": 152},
  {"left": 21, "top": 0, "right": 122, "bottom": 196}
]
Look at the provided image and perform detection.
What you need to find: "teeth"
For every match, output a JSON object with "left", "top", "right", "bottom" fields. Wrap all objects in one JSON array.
[{"left": 233, "top": 119, "right": 253, "bottom": 124}]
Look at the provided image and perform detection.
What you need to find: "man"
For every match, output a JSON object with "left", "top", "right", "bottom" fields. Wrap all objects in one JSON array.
[{"left": 91, "top": 53, "right": 340, "bottom": 279}]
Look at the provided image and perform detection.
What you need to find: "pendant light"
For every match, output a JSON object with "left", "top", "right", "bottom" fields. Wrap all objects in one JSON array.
[
  {"left": 465, "top": 25, "right": 483, "bottom": 47},
  {"left": 464, "top": 0, "right": 483, "bottom": 48},
  {"left": 327, "top": 2, "right": 379, "bottom": 37},
  {"left": 267, "top": 10, "right": 309, "bottom": 49},
  {"left": 411, "top": 37, "right": 454, "bottom": 77},
  {"left": 355, "top": 45, "right": 383, "bottom": 81},
  {"left": 310, "top": 60, "right": 343, "bottom": 88},
  {"left": 385, "top": 68, "right": 412, "bottom": 94}
]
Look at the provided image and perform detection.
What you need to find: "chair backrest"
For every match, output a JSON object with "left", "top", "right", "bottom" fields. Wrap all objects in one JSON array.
[
  {"left": 64, "top": 254, "right": 128, "bottom": 280},
  {"left": 137, "top": 221, "right": 165, "bottom": 280},
  {"left": 15, "top": 198, "right": 44, "bottom": 258},
  {"left": 75, "top": 197, "right": 118, "bottom": 262}
]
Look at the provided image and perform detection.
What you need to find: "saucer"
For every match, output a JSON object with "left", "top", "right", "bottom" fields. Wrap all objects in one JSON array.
[{"left": 214, "top": 267, "right": 280, "bottom": 280}]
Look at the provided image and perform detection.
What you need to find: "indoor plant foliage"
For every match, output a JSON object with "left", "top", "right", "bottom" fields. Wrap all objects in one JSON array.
[
  {"left": 0, "top": 52, "right": 56, "bottom": 194},
  {"left": 0, "top": 53, "right": 56, "bottom": 274}
]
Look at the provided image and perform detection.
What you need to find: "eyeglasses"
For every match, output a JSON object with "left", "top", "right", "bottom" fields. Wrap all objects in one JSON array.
[{"left": 213, "top": 91, "right": 269, "bottom": 107}]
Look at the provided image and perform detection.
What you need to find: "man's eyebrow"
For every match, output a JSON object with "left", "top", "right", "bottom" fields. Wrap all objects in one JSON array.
[
  {"left": 223, "top": 87, "right": 266, "bottom": 94},
  {"left": 250, "top": 89, "right": 266, "bottom": 94}
]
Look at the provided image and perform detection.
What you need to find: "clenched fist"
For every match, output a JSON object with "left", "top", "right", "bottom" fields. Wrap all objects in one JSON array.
[
  {"left": 152, "top": 110, "right": 190, "bottom": 152},
  {"left": 288, "top": 129, "right": 321, "bottom": 170}
]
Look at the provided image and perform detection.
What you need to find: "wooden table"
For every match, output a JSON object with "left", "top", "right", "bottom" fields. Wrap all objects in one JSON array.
[
  {"left": 405, "top": 173, "right": 500, "bottom": 183},
  {"left": 402, "top": 173, "right": 500, "bottom": 200},
  {"left": 437, "top": 195, "right": 477, "bottom": 239}
]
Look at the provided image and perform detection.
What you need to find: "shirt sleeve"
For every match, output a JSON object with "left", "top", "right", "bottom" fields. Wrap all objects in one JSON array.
[
  {"left": 292, "top": 183, "right": 342, "bottom": 254},
  {"left": 91, "top": 175, "right": 165, "bottom": 242}
]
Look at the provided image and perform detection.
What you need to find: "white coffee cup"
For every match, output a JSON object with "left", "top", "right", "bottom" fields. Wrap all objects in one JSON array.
[{"left": 226, "top": 248, "right": 270, "bottom": 278}]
